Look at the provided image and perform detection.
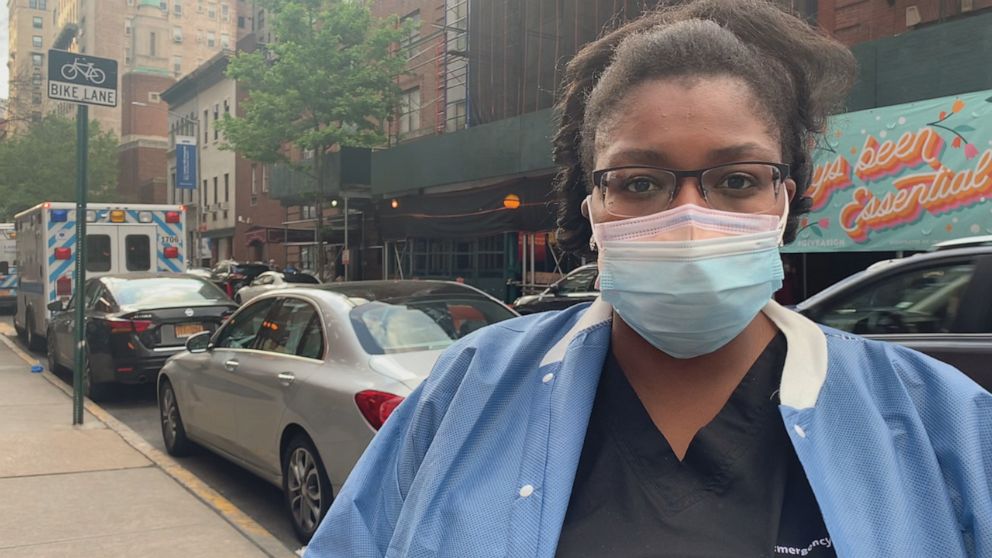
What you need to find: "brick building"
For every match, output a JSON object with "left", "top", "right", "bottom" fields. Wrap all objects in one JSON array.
[
  {"left": 5, "top": 0, "right": 52, "bottom": 133},
  {"left": 817, "top": 0, "right": 992, "bottom": 46}
]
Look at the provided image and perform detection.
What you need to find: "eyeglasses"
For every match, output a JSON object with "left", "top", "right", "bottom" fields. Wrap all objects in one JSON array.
[{"left": 591, "top": 161, "right": 790, "bottom": 218}]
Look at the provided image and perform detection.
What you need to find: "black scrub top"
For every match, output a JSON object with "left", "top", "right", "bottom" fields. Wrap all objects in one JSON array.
[{"left": 555, "top": 333, "right": 836, "bottom": 558}]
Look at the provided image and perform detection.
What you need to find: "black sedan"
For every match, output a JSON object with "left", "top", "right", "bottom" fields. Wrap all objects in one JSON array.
[
  {"left": 796, "top": 245, "right": 992, "bottom": 391},
  {"left": 46, "top": 273, "right": 237, "bottom": 400}
]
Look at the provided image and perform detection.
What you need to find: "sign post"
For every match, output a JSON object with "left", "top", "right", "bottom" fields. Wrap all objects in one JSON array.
[{"left": 48, "top": 49, "right": 117, "bottom": 425}]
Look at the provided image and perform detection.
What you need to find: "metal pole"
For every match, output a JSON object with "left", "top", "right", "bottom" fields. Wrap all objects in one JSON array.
[
  {"left": 343, "top": 195, "right": 350, "bottom": 280},
  {"left": 72, "top": 104, "right": 88, "bottom": 425}
]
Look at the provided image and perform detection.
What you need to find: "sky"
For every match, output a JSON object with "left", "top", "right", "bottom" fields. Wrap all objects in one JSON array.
[{"left": 1, "top": 5, "right": 8, "bottom": 100}]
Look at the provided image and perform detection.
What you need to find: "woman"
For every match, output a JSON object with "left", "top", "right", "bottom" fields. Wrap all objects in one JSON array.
[{"left": 307, "top": 1, "right": 991, "bottom": 556}]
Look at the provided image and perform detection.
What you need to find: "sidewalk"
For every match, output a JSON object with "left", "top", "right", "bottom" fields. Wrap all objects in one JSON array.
[{"left": 0, "top": 329, "right": 294, "bottom": 558}]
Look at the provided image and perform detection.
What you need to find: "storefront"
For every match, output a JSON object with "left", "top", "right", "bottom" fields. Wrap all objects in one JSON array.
[{"left": 784, "top": 89, "right": 992, "bottom": 300}]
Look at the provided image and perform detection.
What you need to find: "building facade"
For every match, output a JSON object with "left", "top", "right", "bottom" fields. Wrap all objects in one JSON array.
[
  {"left": 161, "top": 50, "right": 287, "bottom": 268},
  {"left": 5, "top": 0, "right": 52, "bottom": 133}
]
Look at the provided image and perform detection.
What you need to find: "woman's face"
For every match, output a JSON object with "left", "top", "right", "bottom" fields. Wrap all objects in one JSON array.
[{"left": 588, "top": 75, "right": 795, "bottom": 225}]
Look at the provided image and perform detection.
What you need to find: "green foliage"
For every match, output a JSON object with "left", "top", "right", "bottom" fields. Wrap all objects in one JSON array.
[
  {"left": 218, "top": 0, "right": 410, "bottom": 167},
  {"left": 0, "top": 115, "right": 119, "bottom": 220}
]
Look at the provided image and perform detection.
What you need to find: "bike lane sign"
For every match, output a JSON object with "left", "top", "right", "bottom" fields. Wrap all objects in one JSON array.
[{"left": 47, "top": 50, "right": 118, "bottom": 108}]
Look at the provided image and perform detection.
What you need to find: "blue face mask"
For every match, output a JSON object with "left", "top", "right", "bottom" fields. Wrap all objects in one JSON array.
[{"left": 591, "top": 202, "right": 786, "bottom": 359}]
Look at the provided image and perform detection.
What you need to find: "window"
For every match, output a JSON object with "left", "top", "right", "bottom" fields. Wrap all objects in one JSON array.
[
  {"left": 223, "top": 99, "right": 229, "bottom": 116},
  {"left": 203, "top": 109, "right": 209, "bottom": 142},
  {"left": 32, "top": 93, "right": 42, "bottom": 105},
  {"left": 31, "top": 53, "right": 43, "bottom": 67},
  {"left": 251, "top": 164, "right": 258, "bottom": 194},
  {"left": 86, "top": 235, "right": 112, "bottom": 272},
  {"left": 124, "top": 19, "right": 132, "bottom": 36},
  {"left": 31, "top": 35, "right": 42, "bottom": 48},
  {"left": 220, "top": 32, "right": 230, "bottom": 49},
  {"left": 215, "top": 298, "right": 275, "bottom": 349},
  {"left": 398, "top": 87, "right": 421, "bottom": 136},
  {"left": 173, "top": 26, "right": 183, "bottom": 43},
  {"left": 207, "top": 31, "right": 215, "bottom": 47},
  {"left": 29, "top": 0, "right": 46, "bottom": 8},
  {"left": 207, "top": 2, "right": 215, "bottom": 18},
  {"left": 33, "top": 16, "right": 42, "bottom": 28},
  {"left": 262, "top": 165, "right": 269, "bottom": 192},
  {"left": 400, "top": 10, "right": 421, "bottom": 51},
  {"left": 810, "top": 262, "right": 977, "bottom": 335},
  {"left": 224, "top": 173, "right": 229, "bottom": 201},
  {"left": 202, "top": 179, "right": 208, "bottom": 206},
  {"left": 172, "top": 55, "right": 182, "bottom": 76},
  {"left": 174, "top": 0, "right": 182, "bottom": 15},
  {"left": 447, "top": 99, "right": 467, "bottom": 132},
  {"left": 125, "top": 47, "right": 133, "bottom": 65},
  {"left": 256, "top": 298, "right": 321, "bottom": 356},
  {"left": 149, "top": 31, "right": 157, "bottom": 57},
  {"left": 213, "top": 104, "right": 219, "bottom": 140},
  {"left": 124, "top": 235, "right": 151, "bottom": 271},
  {"left": 238, "top": 15, "right": 245, "bottom": 28},
  {"left": 297, "top": 314, "right": 324, "bottom": 359},
  {"left": 213, "top": 176, "right": 218, "bottom": 204},
  {"left": 221, "top": 2, "right": 229, "bottom": 20}
]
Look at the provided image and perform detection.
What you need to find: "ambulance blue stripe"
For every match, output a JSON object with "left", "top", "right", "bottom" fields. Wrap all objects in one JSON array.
[
  {"left": 160, "top": 253, "right": 181, "bottom": 273},
  {"left": 48, "top": 221, "right": 75, "bottom": 248},
  {"left": 48, "top": 233, "right": 77, "bottom": 266},
  {"left": 49, "top": 258, "right": 74, "bottom": 285},
  {"left": 127, "top": 210, "right": 141, "bottom": 223},
  {"left": 150, "top": 213, "right": 179, "bottom": 239}
]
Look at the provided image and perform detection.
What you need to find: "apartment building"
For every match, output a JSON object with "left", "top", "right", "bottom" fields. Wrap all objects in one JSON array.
[{"left": 5, "top": 0, "right": 52, "bottom": 133}]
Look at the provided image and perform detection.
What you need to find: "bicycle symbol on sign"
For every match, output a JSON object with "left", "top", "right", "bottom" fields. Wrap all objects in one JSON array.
[{"left": 60, "top": 59, "right": 106, "bottom": 85}]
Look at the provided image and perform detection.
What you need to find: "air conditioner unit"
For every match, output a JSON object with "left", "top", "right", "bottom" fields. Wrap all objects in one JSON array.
[
  {"left": 218, "top": 202, "right": 230, "bottom": 210},
  {"left": 905, "top": 5, "right": 922, "bottom": 27}
]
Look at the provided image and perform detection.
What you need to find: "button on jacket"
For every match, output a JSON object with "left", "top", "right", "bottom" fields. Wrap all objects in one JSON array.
[{"left": 305, "top": 300, "right": 992, "bottom": 558}]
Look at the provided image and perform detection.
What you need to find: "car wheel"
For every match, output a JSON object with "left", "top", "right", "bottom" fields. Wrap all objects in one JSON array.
[
  {"left": 46, "top": 331, "right": 60, "bottom": 373},
  {"left": 83, "top": 359, "right": 114, "bottom": 402},
  {"left": 159, "top": 378, "right": 194, "bottom": 456},
  {"left": 282, "top": 433, "right": 332, "bottom": 543},
  {"left": 26, "top": 314, "right": 44, "bottom": 352}
]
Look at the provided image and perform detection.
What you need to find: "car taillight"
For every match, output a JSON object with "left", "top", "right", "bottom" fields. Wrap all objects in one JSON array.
[
  {"left": 105, "top": 318, "right": 154, "bottom": 334},
  {"left": 354, "top": 390, "right": 405, "bottom": 430}
]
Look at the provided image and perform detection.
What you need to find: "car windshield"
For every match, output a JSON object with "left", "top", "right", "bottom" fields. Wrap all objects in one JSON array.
[
  {"left": 106, "top": 277, "right": 230, "bottom": 308},
  {"left": 283, "top": 273, "right": 319, "bottom": 284},
  {"left": 350, "top": 297, "right": 515, "bottom": 355}
]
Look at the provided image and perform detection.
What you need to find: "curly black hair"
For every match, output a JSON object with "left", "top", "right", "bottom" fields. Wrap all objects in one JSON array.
[{"left": 552, "top": 0, "right": 857, "bottom": 255}]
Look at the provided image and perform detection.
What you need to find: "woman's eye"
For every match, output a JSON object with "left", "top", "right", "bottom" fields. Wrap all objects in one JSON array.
[
  {"left": 622, "top": 177, "right": 660, "bottom": 194},
  {"left": 715, "top": 173, "right": 758, "bottom": 190}
]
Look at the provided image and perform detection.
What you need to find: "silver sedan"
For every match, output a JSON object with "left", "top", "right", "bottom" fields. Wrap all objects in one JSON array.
[
  {"left": 233, "top": 270, "right": 320, "bottom": 303},
  {"left": 156, "top": 280, "right": 517, "bottom": 543}
]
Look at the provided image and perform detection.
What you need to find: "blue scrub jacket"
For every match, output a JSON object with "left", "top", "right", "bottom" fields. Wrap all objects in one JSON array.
[{"left": 306, "top": 300, "right": 992, "bottom": 558}]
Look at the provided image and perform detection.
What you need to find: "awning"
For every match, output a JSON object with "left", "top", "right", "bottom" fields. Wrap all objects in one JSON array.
[
  {"left": 378, "top": 175, "right": 557, "bottom": 240},
  {"left": 784, "top": 88, "right": 992, "bottom": 253},
  {"left": 244, "top": 227, "right": 317, "bottom": 246}
]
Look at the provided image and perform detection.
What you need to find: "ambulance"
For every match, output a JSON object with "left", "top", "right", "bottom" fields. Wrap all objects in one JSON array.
[
  {"left": 14, "top": 203, "right": 187, "bottom": 349},
  {"left": 0, "top": 224, "right": 17, "bottom": 312}
]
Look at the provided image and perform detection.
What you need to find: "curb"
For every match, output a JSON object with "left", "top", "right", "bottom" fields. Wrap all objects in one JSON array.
[{"left": 0, "top": 331, "right": 296, "bottom": 558}]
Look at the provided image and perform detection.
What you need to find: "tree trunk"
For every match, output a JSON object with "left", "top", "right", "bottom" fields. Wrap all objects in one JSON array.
[{"left": 314, "top": 147, "right": 326, "bottom": 280}]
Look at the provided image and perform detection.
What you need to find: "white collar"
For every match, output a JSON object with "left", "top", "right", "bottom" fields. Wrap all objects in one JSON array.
[{"left": 539, "top": 298, "right": 828, "bottom": 409}]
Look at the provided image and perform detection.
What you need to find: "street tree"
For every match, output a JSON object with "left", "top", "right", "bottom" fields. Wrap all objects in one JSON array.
[
  {"left": 219, "top": 0, "right": 410, "bottom": 279},
  {"left": 0, "top": 115, "right": 118, "bottom": 220}
]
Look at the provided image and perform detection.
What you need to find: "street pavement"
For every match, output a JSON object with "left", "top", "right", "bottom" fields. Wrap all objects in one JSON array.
[{"left": 0, "top": 320, "right": 297, "bottom": 558}]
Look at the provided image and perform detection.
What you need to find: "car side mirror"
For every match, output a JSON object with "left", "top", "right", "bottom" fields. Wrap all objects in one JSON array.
[
  {"left": 47, "top": 300, "right": 65, "bottom": 312},
  {"left": 185, "top": 331, "right": 212, "bottom": 353}
]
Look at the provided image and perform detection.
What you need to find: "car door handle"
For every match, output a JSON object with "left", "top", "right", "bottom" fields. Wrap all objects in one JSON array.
[
  {"left": 277, "top": 372, "right": 295, "bottom": 386},
  {"left": 224, "top": 359, "right": 239, "bottom": 371}
]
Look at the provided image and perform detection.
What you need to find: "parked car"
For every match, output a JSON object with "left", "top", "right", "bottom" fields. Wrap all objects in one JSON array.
[
  {"left": 513, "top": 264, "right": 599, "bottom": 315},
  {"left": 46, "top": 273, "right": 237, "bottom": 400},
  {"left": 209, "top": 260, "right": 271, "bottom": 297},
  {"left": 233, "top": 270, "right": 320, "bottom": 303},
  {"left": 157, "top": 280, "right": 518, "bottom": 542},
  {"left": 796, "top": 245, "right": 992, "bottom": 391}
]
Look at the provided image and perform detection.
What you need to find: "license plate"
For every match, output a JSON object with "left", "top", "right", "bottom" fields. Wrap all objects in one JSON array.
[{"left": 175, "top": 323, "right": 205, "bottom": 338}]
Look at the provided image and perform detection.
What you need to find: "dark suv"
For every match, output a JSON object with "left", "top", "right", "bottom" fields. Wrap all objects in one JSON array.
[
  {"left": 796, "top": 245, "right": 992, "bottom": 391},
  {"left": 513, "top": 264, "right": 599, "bottom": 315}
]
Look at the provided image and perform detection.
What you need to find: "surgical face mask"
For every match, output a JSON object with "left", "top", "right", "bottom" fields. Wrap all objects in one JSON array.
[{"left": 590, "top": 200, "right": 788, "bottom": 359}]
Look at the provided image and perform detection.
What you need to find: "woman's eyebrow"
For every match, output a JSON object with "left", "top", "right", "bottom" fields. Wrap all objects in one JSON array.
[{"left": 706, "top": 142, "right": 777, "bottom": 162}]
